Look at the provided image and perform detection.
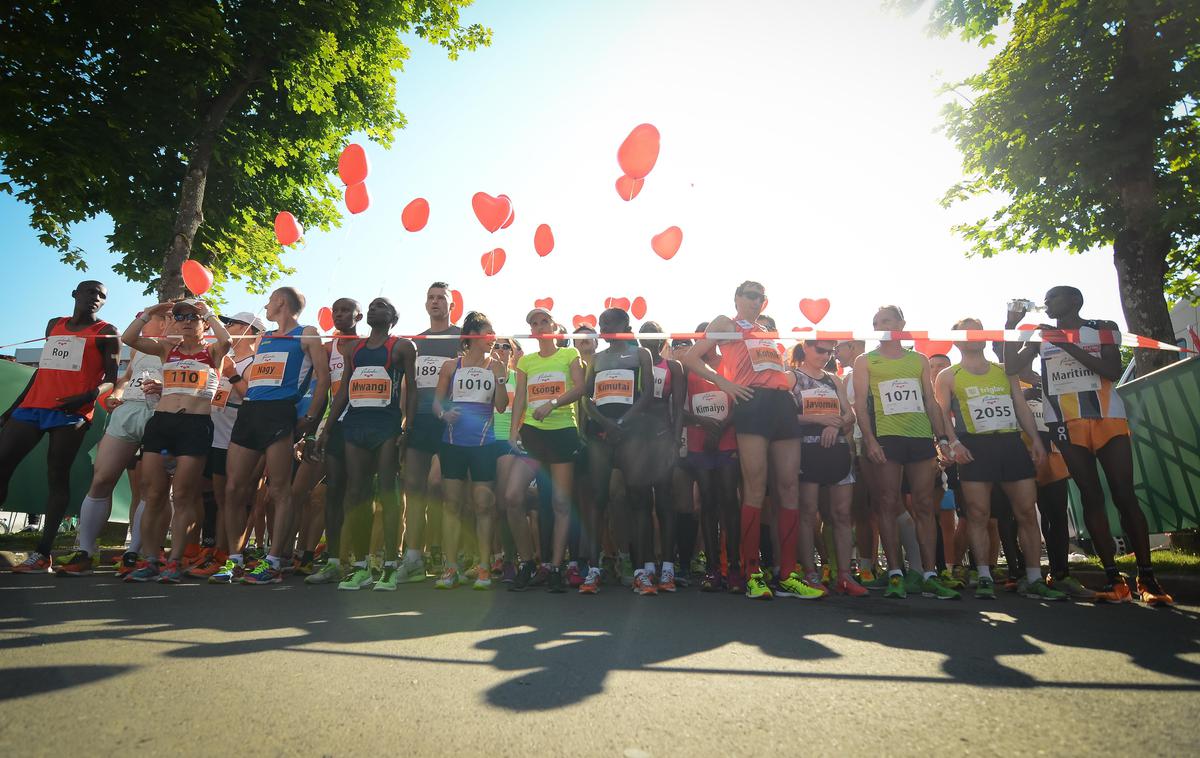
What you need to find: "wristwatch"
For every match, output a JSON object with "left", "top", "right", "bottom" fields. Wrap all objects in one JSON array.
[{"left": 550, "top": 398, "right": 560, "bottom": 408}]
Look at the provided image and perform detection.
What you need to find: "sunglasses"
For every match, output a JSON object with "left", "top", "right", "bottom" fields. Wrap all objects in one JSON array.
[
  {"left": 671, "top": 340, "right": 693, "bottom": 348},
  {"left": 172, "top": 312, "right": 201, "bottom": 322},
  {"left": 496, "top": 344, "right": 513, "bottom": 351},
  {"left": 739, "top": 290, "right": 766, "bottom": 302},
  {"left": 809, "top": 345, "right": 833, "bottom": 355}
]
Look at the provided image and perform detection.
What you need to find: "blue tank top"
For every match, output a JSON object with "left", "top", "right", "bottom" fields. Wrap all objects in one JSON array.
[
  {"left": 443, "top": 358, "right": 498, "bottom": 447},
  {"left": 344, "top": 337, "right": 403, "bottom": 423},
  {"left": 245, "top": 326, "right": 313, "bottom": 402}
]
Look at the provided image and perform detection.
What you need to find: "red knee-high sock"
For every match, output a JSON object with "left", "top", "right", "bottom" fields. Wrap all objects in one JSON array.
[
  {"left": 778, "top": 507, "right": 800, "bottom": 579},
  {"left": 740, "top": 505, "right": 762, "bottom": 574}
]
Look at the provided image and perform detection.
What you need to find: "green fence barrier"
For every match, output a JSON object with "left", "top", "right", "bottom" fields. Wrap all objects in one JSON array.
[{"left": 0, "top": 358, "right": 133, "bottom": 522}]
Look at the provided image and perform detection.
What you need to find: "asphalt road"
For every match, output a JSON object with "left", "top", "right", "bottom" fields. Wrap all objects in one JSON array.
[{"left": 1, "top": 569, "right": 1198, "bottom": 756}]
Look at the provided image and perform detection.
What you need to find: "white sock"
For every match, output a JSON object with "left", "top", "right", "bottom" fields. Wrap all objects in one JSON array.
[
  {"left": 662, "top": 561, "right": 675, "bottom": 576},
  {"left": 128, "top": 499, "right": 146, "bottom": 553},
  {"left": 77, "top": 495, "right": 112, "bottom": 554},
  {"left": 924, "top": 570, "right": 937, "bottom": 581},
  {"left": 978, "top": 565, "right": 992, "bottom": 580},
  {"left": 266, "top": 555, "right": 280, "bottom": 569},
  {"left": 897, "top": 512, "right": 923, "bottom": 575},
  {"left": 1026, "top": 567, "right": 1043, "bottom": 584}
]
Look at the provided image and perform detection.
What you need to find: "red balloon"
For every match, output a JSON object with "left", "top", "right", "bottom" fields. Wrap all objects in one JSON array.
[
  {"left": 472, "top": 192, "right": 512, "bottom": 233},
  {"left": 534, "top": 224, "right": 554, "bottom": 257},
  {"left": 798, "top": 298, "right": 831, "bottom": 324},
  {"left": 402, "top": 198, "right": 430, "bottom": 232},
  {"left": 615, "top": 174, "right": 644, "bottom": 201},
  {"left": 499, "top": 195, "right": 515, "bottom": 229},
  {"left": 317, "top": 306, "right": 334, "bottom": 332},
  {"left": 274, "top": 211, "right": 303, "bottom": 246},
  {"left": 604, "top": 297, "right": 631, "bottom": 311},
  {"left": 338, "top": 143, "right": 369, "bottom": 186},
  {"left": 481, "top": 248, "right": 506, "bottom": 277},
  {"left": 345, "top": 182, "right": 370, "bottom": 215},
  {"left": 450, "top": 289, "right": 463, "bottom": 324},
  {"left": 631, "top": 296, "right": 647, "bottom": 320},
  {"left": 651, "top": 226, "right": 682, "bottom": 260},
  {"left": 181, "top": 259, "right": 213, "bottom": 296},
  {"left": 572, "top": 314, "right": 597, "bottom": 330},
  {"left": 617, "top": 123, "right": 660, "bottom": 180},
  {"left": 913, "top": 339, "right": 954, "bottom": 357},
  {"left": 534, "top": 297, "right": 554, "bottom": 311}
]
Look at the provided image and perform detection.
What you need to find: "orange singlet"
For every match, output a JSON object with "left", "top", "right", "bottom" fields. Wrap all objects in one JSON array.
[{"left": 716, "top": 319, "right": 790, "bottom": 391}]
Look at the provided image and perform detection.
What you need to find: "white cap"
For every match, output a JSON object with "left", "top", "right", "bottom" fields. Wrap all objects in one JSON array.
[
  {"left": 219, "top": 311, "right": 266, "bottom": 332},
  {"left": 525, "top": 307, "right": 553, "bottom": 324}
]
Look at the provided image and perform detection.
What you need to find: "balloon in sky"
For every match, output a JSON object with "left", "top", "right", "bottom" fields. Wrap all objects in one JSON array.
[
  {"left": 402, "top": 198, "right": 430, "bottom": 232},
  {"left": 534, "top": 224, "right": 554, "bottom": 257},
  {"left": 631, "top": 296, "right": 647, "bottom": 320},
  {"left": 913, "top": 339, "right": 954, "bottom": 357},
  {"left": 617, "top": 123, "right": 660, "bottom": 179},
  {"left": 338, "top": 143, "right": 369, "bottom": 186},
  {"left": 534, "top": 297, "right": 554, "bottom": 311},
  {"left": 481, "top": 248, "right": 506, "bottom": 276},
  {"left": 274, "top": 211, "right": 302, "bottom": 246},
  {"left": 499, "top": 194, "right": 515, "bottom": 229},
  {"left": 604, "top": 297, "right": 631, "bottom": 311},
  {"left": 615, "top": 174, "right": 644, "bottom": 201},
  {"left": 798, "top": 298, "right": 831, "bottom": 324},
  {"left": 472, "top": 192, "right": 512, "bottom": 233},
  {"left": 181, "top": 260, "right": 213, "bottom": 296},
  {"left": 345, "top": 182, "right": 370, "bottom": 215},
  {"left": 573, "top": 314, "right": 597, "bottom": 330},
  {"left": 651, "top": 226, "right": 682, "bottom": 260},
  {"left": 317, "top": 306, "right": 334, "bottom": 332},
  {"left": 450, "top": 289, "right": 463, "bottom": 324}
]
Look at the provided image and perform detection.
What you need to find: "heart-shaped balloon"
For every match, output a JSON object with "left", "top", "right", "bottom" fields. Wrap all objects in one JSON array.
[
  {"left": 617, "top": 123, "right": 661, "bottom": 180},
  {"left": 573, "top": 314, "right": 597, "bottom": 330},
  {"left": 401, "top": 198, "right": 429, "bottom": 232},
  {"left": 534, "top": 224, "right": 554, "bottom": 257},
  {"left": 651, "top": 226, "right": 682, "bottom": 260},
  {"left": 798, "top": 298, "right": 831, "bottom": 324},
  {"left": 345, "top": 182, "right": 370, "bottom": 215},
  {"left": 317, "top": 306, "right": 334, "bottom": 332},
  {"left": 274, "top": 211, "right": 303, "bottom": 247},
  {"left": 337, "top": 143, "right": 369, "bottom": 186},
  {"left": 534, "top": 297, "right": 554, "bottom": 311},
  {"left": 472, "top": 192, "right": 512, "bottom": 233},
  {"left": 181, "top": 260, "right": 213, "bottom": 296},
  {"left": 481, "top": 248, "right": 506, "bottom": 276},
  {"left": 604, "top": 297, "right": 631, "bottom": 311},
  {"left": 499, "top": 194, "right": 515, "bottom": 229},
  {"left": 450, "top": 289, "right": 463, "bottom": 324},
  {"left": 913, "top": 339, "right": 954, "bottom": 357},
  {"left": 615, "top": 174, "right": 644, "bottom": 201},
  {"left": 630, "top": 296, "right": 647, "bottom": 320}
]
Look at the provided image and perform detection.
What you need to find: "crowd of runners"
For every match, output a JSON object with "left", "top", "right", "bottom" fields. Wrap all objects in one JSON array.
[{"left": 0, "top": 278, "right": 1175, "bottom": 606}]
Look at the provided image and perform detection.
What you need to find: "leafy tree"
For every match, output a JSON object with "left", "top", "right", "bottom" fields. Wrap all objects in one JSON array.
[
  {"left": 0, "top": 1, "right": 490, "bottom": 300},
  {"left": 908, "top": 0, "right": 1199, "bottom": 371}
]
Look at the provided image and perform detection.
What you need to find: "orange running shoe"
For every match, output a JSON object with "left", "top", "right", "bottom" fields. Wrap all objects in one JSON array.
[
  {"left": 183, "top": 546, "right": 214, "bottom": 572},
  {"left": 1136, "top": 577, "right": 1174, "bottom": 607},
  {"left": 1093, "top": 576, "right": 1133, "bottom": 603},
  {"left": 834, "top": 575, "right": 869, "bottom": 597},
  {"left": 186, "top": 552, "right": 228, "bottom": 578},
  {"left": 633, "top": 570, "right": 658, "bottom": 596},
  {"left": 11, "top": 552, "right": 51, "bottom": 573},
  {"left": 657, "top": 570, "right": 677, "bottom": 593}
]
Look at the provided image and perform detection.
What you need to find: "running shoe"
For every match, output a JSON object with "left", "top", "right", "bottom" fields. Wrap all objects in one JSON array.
[
  {"left": 744, "top": 571, "right": 773, "bottom": 600},
  {"left": 658, "top": 567, "right": 677, "bottom": 593},
  {"left": 473, "top": 566, "right": 492, "bottom": 591},
  {"left": 700, "top": 570, "right": 724, "bottom": 593},
  {"left": 125, "top": 561, "right": 160, "bottom": 583},
  {"left": 501, "top": 561, "right": 517, "bottom": 584},
  {"left": 579, "top": 567, "right": 601, "bottom": 595},
  {"left": 394, "top": 557, "right": 427, "bottom": 584},
  {"left": 490, "top": 556, "right": 505, "bottom": 577},
  {"left": 186, "top": 553, "right": 226, "bottom": 579},
  {"left": 1022, "top": 578, "right": 1067, "bottom": 601},
  {"left": 633, "top": 569, "right": 658, "bottom": 596},
  {"left": 370, "top": 565, "right": 396, "bottom": 591},
  {"left": 54, "top": 550, "right": 94, "bottom": 576},
  {"left": 820, "top": 565, "right": 833, "bottom": 587},
  {"left": 1003, "top": 578, "right": 1019, "bottom": 593},
  {"left": 776, "top": 572, "right": 825, "bottom": 599},
  {"left": 760, "top": 567, "right": 775, "bottom": 586},
  {"left": 157, "top": 560, "right": 185, "bottom": 584},
  {"left": 435, "top": 568, "right": 460, "bottom": 590},
  {"left": 967, "top": 568, "right": 979, "bottom": 588},
  {"left": 566, "top": 564, "right": 583, "bottom": 589},
  {"left": 183, "top": 547, "right": 214, "bottom": 572},
  {"left": 726, "top": 570, "right": 746, "bottom": 594},
  {"left": 690, "top": 555, "right": 707, "bottom": 576},
  {"left": 208, "top": 559, "right": 243, "bottom": 584},
  {"left": 118, "top": 551, "right": 139, "bottom": 577},
  {"left": 975, "top": 576, "right": 996, "bottom": 599},
  {"left": 921, "top": 575, "right": 961, "bottom": 600},
  {"left": 938, "top": 568, "right": 964, "bottom": 590},
  {"left": 11, "top": 552, "right": 51, "bottom": 574},
  {"left": 547, "top": 566, "right": 566, "bottom": 593},
  {"left": 883, "top": 574, "right": 907, "bottom": 599},
  {"left": 833, "top": 575, "right": 869, "bottom": 597},
  {"left": 338, "top": 567, "right": 374, "bottom": 591},
  {"left": 241, "top": 561, "right": 281, "bottom": 585},
  {"left": 464, "top": 562, "right": 479, "bottom": 581},
  {"left": 294, "top": 556, "right": 316, "bottom": 576},
  {"left": 618, "top": 555, "right": 634, "bottom": 587},
  {"left": 509, "top": 560, "right": 536, "bottom": 592},
  {"left": 530, "top": 564, "right": 550, "bottom": 588},
  {"left": 904, "top": 569, "right": 924, "bottom": 595},
  {"left": 1093, "top": 576, "right": 1133, "bottom": 603},
  {"left": 862, "top": 571, "right": 890, "bottom": 591},
  {"left": 1136, "top": 577, "right": 1174, "bottom": 607},
  {"left": 1048, "top": 575, "right": 1096, "bottom": 600},
  {"left": 855, "top": 565, "right": 876, "bottom": 585},
  {"left": 952, "top": 565, "right": 970, "bottom": 587},
  {"left": 305, "top": 562, "right": 343, "bottom": 585}
]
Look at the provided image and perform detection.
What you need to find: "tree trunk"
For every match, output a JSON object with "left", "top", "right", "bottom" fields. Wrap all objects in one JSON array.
[
  {"left": 1113, "top": 230, "right": 1176, "bottom": 374},
  {"left": 157, "top": 60, "right": 263, "bottom": 301}
]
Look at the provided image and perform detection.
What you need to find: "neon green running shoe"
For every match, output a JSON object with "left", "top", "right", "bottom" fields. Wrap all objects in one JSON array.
[
  {"left": 373, "top": 566, "right": 399, "bottom": 591},
  {"left": 922, "top": 575, "right": 961, "bottom": 600},
  {"left": 904, "top": 569, "right": 924, "bottom": 595},
  {"left": 938, "top": 568, "right": 964, "bottom": 590},
  {"left": 884, "top": 574, "right": 907, "bottom": 599},
  {"left": 1021, "top": 578, "right": 1067, "bottom": 601},
  {"left": 975, "top": 576, "right": 996, "bottom": 599},
  {"left": 338, "top": 567, "right": 374, "bottom": 591},
  {"left": 776, "top": 571, "right": 826, "bottom": 600},
  {"left": 744, "top": 571, "right": 774, "bottom": 600}
]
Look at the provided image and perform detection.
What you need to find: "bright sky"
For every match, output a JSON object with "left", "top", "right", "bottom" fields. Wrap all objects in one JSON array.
[{"left": 0, "top": 0, "right": 1127, "bottom": 356}]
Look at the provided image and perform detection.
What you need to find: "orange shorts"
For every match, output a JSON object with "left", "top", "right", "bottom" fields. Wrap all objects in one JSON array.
[
  {"left": 1035, "top": 448, "right": 1070, "bottom": 486},
  {"left": 1063, "top": 418, "right": 1130, "bottom": 455}
]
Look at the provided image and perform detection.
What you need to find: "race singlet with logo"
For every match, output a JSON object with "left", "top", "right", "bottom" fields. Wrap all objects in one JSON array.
[
  {"left": 527, "top": 371, "right": 566, "bottom": 409},
  {"left": 39, "top": 335, "right": 86, "bottom": 372},
  {"left": 247, "top": 351, "right": 287, "bottom": 389},
  {"left": 416, "top": 354, "right": 452, "bottom": 390},
  {"left": 1038, "top": 327, "right": 1125, "bottom": 423},
  {"left": 595, "top": 369, "right": 636, "bottom": 406},
  {"left": 451, "top": 366, "right": 496, "bottom": 404},
  {"left": 347, "top": 366, "right": 393, "bottom": 408},
  {"left": 162, "top": 359, "right": 218, "bottom": 399}
]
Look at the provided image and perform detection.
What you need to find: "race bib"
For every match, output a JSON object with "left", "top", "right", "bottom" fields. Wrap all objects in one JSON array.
[
  {"left": 652, "top": 366, "right": 667, "bottom": 399},
  {"left": 1044, "top": 350, "right": 1102, "bottom": 396},
  {"left": 967, "top": 393, "right": 1017, "bottom": 433},
  {"left": 124, "top": 366, "right": 161, "bottom": 402},
  {"left": 211, "top": 377, "right": 232, "bottom": 409},
  {"left": 247, "top": 351, "right": 287, "bottom": 388},
  {"left": 801, "top": 384, "right": 841, "bottom": 416},
  {"left": 690, "top": 390, "right": 729, "bottom": 421},
  {"left": 452, "top": 366, "right": 495, "bottom": 404},
  {"left": 1027, "top": 399, "right": 1048, "bottom": 432},
  {"left": 879, "top": 378, "right": 924, "bottom": 415},
  {"left": 162, "top": 360, "right": 217, "bottom": 398},
  {"left": 329, "top": 355, "right": 345, "bottom": 399},
  {"left": 416, "top": 355, "right": 452, "bottom": 389},
  {"left": 39, "top": 335, "right": 86, "bottom": 372},
  {"left": 595, "top": 369, "right": 635, "bottom": 406},
  {"left": 348, "top": 366, "right": 393, "bottom": 408},
  {"left": 527, "top": 371, "right": 566, "bottom": 409},
  {"left": 746, "top": 338, "right": 784, "bottom": 373}
]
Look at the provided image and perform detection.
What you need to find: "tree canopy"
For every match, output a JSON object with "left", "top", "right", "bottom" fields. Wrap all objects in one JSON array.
[{"left": 0, "top": 1, "right": 490, "bottom": 299}]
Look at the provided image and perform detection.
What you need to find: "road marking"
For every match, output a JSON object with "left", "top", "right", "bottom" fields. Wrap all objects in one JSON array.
[
  {"left": 35, "top": 598, "right": 115, "bottom": 605},
  {"left": 0, "top": 585, "right": 54, "bottom": 590},
  {"left": 130, "top": 595, "right": 167, "bottom": 600},
  {"left": 347, "top": 611, "right": 423, "bottom": 620}
]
